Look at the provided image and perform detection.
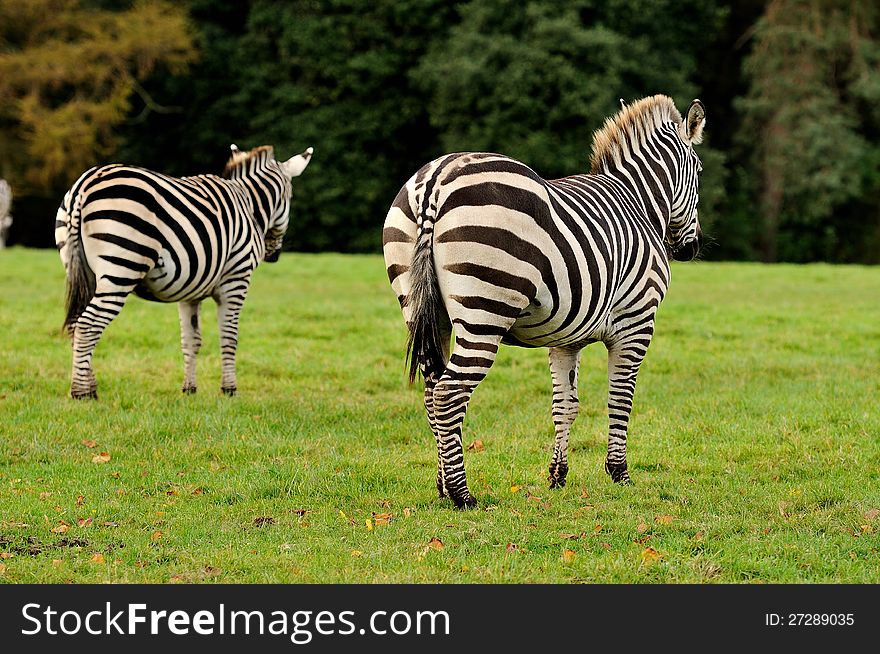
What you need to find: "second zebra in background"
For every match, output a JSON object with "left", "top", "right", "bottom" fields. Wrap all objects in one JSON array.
[
  {"left": 384, "top": 95, "right": 705, "bottom": 508},
  {"left": 55, "top": 144, "right": 313, "bottom": 399}
]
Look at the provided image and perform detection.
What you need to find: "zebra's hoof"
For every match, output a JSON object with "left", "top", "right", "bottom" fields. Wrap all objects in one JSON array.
[
  {"left": 221, "top": 386, "right": 237, "bottom": 397},
  {"left": 604, "top": 460, "right": 633, "bottom": 485},
  {"left": 181, "top": 386, "right": 197, "bottom": 395},
  {"left": 549, "top": 476, "right": 567, "bottom": 489},
  {"left": 71, "top": 390, "right": 97, "bottom": 400},
  {"left": 452, "top": 495, "right": 477, "bottom": 510}
]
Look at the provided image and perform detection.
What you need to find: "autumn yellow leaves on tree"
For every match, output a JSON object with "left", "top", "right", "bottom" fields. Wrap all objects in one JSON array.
[{"left": 0, "top": 0, "right": 196, "bottom": 192}]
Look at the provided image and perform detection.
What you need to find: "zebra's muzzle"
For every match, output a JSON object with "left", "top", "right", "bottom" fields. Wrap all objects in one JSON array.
[
  {"left": 265, "top": 248, "right": 281, "bottom": 263},
  {"left": 672, "top": 232, "right": 702, "bottom": 262}
]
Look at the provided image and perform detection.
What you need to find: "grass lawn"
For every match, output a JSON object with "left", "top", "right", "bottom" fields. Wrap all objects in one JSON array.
[{"left": 0, "top": 247, "right": 878, "bottom": 583}]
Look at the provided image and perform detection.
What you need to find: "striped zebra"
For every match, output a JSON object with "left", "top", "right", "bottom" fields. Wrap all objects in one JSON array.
[
  {"left": 55, "top": 144, "right": 313, "bottom": 399},
  {"left": 383, "top": 95, "right": 705, "bottom": 508}
]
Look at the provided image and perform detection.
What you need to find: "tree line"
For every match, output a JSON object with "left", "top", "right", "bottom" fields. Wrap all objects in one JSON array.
[{"left": 1, "top": 0, "right": 878, "bottom": 263}]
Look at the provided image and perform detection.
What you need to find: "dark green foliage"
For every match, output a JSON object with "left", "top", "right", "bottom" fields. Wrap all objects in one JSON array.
[{"left": 6, "top": 0, "right": 880, "bottom": 262}]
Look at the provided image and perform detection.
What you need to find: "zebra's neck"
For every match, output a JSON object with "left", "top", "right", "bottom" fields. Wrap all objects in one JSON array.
[{"left": 598, "top": 131, "right": 677, "bottom": 241}]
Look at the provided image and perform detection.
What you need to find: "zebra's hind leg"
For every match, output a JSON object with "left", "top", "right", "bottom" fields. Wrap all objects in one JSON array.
[
  {"left": 178, "top": 300, "right": 202, "bottom": 394},
  {"left": 69, "top": 281, "right": 135, "bottom": 399},
  {"left": 424, "top": 372, "right": 446, "bottom": 498},
  {"left": 603, "top": 334, "right": 652, "bottom": 485},
  {"left": 213, "top": 276, "right": 251, "bottom": 396},
  {"left": 547, "top": 347, "right": 581, "bottom": 489},
  {"left": 432, "top": 332, "right": 503, "bottom": 509}
]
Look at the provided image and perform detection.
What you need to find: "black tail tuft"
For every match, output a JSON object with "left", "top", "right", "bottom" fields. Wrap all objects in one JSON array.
[
  {"left": 405, "top": 232, "right": 446, "bottom": 384},
  {"left": 63, "top": 233, "right": 95, "bottom": 337}
]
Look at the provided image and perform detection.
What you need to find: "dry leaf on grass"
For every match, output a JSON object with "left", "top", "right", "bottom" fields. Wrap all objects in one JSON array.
[
  {"left": 467, "top": 439, "right": 484, "bottom": 452},
  {"left": 51, "top": 522, "right": 70, "bottom": 534},
  {"left": 77, "top": 517, "right": 92, "bottom": 528},
  {"left": 505, "top": 543, "right": 519, "bottom": 553},
  {"left": 636, "top": 520, "right": 649, "bottom": 534},
  {"left": 641, "top": 547, "right": 662, "bottom": 565},
  {"left": 403, "top": 508, "right": 414, "bottom": 518},
  {"left": 865, "top": 508, "right": 880, "bottom": 521},
  {"left": 92, "top": 452, "right": 111, "bottom": 464},
  {"left": 695, "top": 530, "right": 706, "bottom": 541},
  {"left": 0, "top": 553, "right": 13, "bottom": 560},
  {"left": 510, "top": 485, "right": 521, "bottom": 493},
  {"left": 76, "top": 495, "right": 85, "bottom": 507},
  {"left": 562, "top": 549, "right": 577, "bottom": 563},
  {"left": 81, "top": 439, "right": 97, "bottom": 448},
  {"left": 559, "top": 532, "right": 580, "bottom": 540},
  {"left": 0, "top": 563, "right": 6, "bottom": 575},
  {"left": 253, "top": 516, "right": 275, "bottom": 527},
  {"left": 39, "top": 492, "right": 52, "bottom": 500},
  {"left": 90, "top": 553, "right": 105, "bottom": 564},
  {"left": 655, "top": 515, "right": 674, "bottom": 525},
  {"left": 151, "top": 530, "right": 163, "bottom": 541},
  {"left": 372, "top": 512, "right": 392, "bottom": 526},
  {"left": 365, "top": 519, "right": 373, "bottom": 531},
  {"left": 427, "top": 537, "right": 444, "bottom": 551}
]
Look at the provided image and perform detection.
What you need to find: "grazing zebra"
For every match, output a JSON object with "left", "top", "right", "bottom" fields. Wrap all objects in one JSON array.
[
  {"left": 383, "top": 95, "right": 705, "bottom": 508},
  {"left": 55, "top": 144, "right": 313, "bottom": 399}
]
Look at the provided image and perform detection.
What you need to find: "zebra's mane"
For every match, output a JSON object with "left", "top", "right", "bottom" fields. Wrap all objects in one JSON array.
[
  {"left": 589, "top": 95, "right": 683, "bottom": 174},
  {"left": 223, "top": 145, "right": 275, "bottom": 177}
]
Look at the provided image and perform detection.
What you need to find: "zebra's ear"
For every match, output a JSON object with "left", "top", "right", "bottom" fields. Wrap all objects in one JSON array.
[
  {"left": 280, "top": 147, "right": 314, "bottom": 178},
  {"left": 682, "top": 99, "right": 706, "bottom": 145}
]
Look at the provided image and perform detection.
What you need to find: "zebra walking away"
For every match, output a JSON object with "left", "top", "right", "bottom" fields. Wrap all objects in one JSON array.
[
  {"left": 55, "top": 144, "right": 313, "bottom": 399},
  {"left": 383, "top": 95, "right": 705, "bottom": 508}
]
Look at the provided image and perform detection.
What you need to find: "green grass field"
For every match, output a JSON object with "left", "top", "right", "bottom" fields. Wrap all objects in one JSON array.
[{"left": 1, "top": 248, "right": 878, "bottom": 583}]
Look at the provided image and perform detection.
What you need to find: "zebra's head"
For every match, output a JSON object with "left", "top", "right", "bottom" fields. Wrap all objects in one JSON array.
[
  {"left": 668, "top": 99, "right": 706, "bottom": 262},
  {"left": 263, "top": 146, "right": 313, "bottom": 262}
]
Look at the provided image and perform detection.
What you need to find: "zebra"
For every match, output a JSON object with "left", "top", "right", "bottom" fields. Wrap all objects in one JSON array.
[
  {"left": 383, "top": 95, "right": 705, "bottom": 508},
  {"left": 55, "top": 144, "right": 313, "bottom": 399}
]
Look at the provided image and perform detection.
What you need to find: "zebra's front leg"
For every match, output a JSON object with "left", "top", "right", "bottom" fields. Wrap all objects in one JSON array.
[
  {"left": 178, "top": 300, "right": 202, "bottom": 394},
  {"left": 214, "top": 278, "right": 250, "bottom": 396},
  {"left": 604, "top": 335, "right": 651, "bottom": 485},
  {"left": 547, "top": 347, "right": 581, "bottom": 489},
  {"left": 70, "top": 281, "right": 134, "bottom": 399}
]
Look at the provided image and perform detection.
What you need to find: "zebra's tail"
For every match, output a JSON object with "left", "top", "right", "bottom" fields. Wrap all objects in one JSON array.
[
  {"left": 405, "top": 204, "right": 446, "bottom": 384},
  {"left": 59, "top": 200, "right": 95, "bottom": 337}
]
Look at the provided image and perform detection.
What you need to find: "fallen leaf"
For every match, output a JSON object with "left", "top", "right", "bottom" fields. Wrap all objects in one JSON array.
[
  {"left": 560, "top": 532, "right": 580, "bottom": 540},
  {"left": 505, "top": 543, "right": 519, "bottom": 552},
  {"left": 191, "top": 487, "right": 204, "bottom": 496},
  {"left": 292, "top": 508, "right": 310, "bottom": 516},
  {"left": 169, "top": 575, "right": 186, "bottom": 583},
  {"left": 761, "top": 528, "right": 770, "bottom": 535},
  {"left": 635, "top": 535, "right": 652, "bottom": 545},
  {"left": 600, "top": 542, "right": 611, "bottom": 550},
  {"left": 860, "top": 524, "right": 873, "bottom": 534},
  {"left": 372, "top": 512, "right": 392, "bottom": 526},
  {"left": 81, "top": 439, "right": 97, "bottom": 448},
  {"left": 427, "top": 537, "right": 444, "bottom": 551},
  {"left": 641, "top": 546, "right": 662, "bottom": 565},
  {"left": 0, "top": 563, "right": 6, "bottom": 575},
  {"left": 593, "top": 524, "right": 602, "bottom": 534},
  {"left": 92, "top": 452, "right": 111, "bottom": 464},
  {"left": 151, "top": 530, "right": 163, "bottom": 541},
  {"left": 403, "top": 508, "right": 413, "bottom": 518},
  {"left": 580, "top": 489, "right": 590, "bottom": 499},
  {"left": 77, "top": 517, "right": 93, "bottom": 528},
  {"left": 90, "top": 553, "right": 105, "bottom": 563},
  {"left": 864, "top": 508, "right": 880, "bottom": 521},
  {"left": 76, "top": 495, "right": 85, "bottom": 507},
  {"left": 51, "top": 522, "right": 70, "bottom": 534},
  {"left": 116, "top": 489, "right": 124, "bottom": 496},
  {"left": 253, "top": 516, "right": 275, "bottom": 527},
  {"left": 110, "top": 471, "right": 120, "bottom": 479},
  {"left": 39, "top": 492, "right": 52, "bottom": 500},
  {"left": 379, "top": 499, "right": 392, "bottom": 509},
  {"left": 365, "top": 519, "right": 373, "bottom": 531},
  {"left": 51, "top": 559, "right": 62, "bottom": 567},
  {"left": 467, "top": 439, "right": 484, "bottom": 452},
  {"left": 636, "top": 520, "right": 649, "bottom": 534},
  {"left": 351, "top": 550, "right": 363, "bottom": 557},
  {"left": 655, "top": 515, "right": 674, "bottom": 525},
  {"left": 102, "top": 521, "right": 119, "bottom": 528},
  {"left": 53, "top": 505, "right": 62, "bottom": 512},
  {"left": 695, "top": 530, "right": 706, "bottom": 540},
  {"left": 0, "top": 553, "right": 13, "bottom": 559},
  {"left": 562, "top": 549, "right": 577, "bottom": 563},
  {"left": 510, "top": 485, "right": 521, "bottom": 493}
]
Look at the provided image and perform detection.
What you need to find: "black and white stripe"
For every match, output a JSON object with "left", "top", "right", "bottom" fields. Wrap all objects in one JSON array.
[
  {"left": 383, "top": 95, "right": 705, "bottom": 508},
  {"left": 55, "top": 144, "right": 312, "bottom": 399}
]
